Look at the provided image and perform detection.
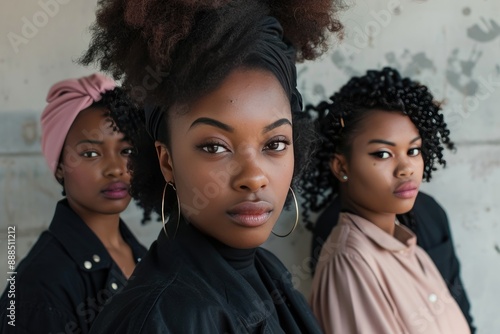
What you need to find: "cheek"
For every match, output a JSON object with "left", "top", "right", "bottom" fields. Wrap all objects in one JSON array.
[
  {"left": 350, "top": 159, "right": 391, "bottom": 192},
  {"left": 415, "top": 157, "right": 425, "bottom": 175},
  {"left": 63, "top": 166, "right": 97, "bottom": 190},
  {"left": 274, "top": 156, "right": 294, "bottom": 187},
  {"left": 174, "top": 159, "right": 226, "bottom": 214}
]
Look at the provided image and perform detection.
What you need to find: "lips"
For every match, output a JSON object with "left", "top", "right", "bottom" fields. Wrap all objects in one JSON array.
[
  {"left": 394, "top": 181, "right": 419, "bottom": 199},
  {"left": 101, "top": 181, "right": 130, "bottom": 200},
  {"left": 227, "top": 201, "right": 273, "bottom": 227}
]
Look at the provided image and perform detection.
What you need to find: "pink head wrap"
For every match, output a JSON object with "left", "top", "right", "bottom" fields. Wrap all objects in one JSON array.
[{"left": 40, "top": 73, "right": 116, "bottom": 174}]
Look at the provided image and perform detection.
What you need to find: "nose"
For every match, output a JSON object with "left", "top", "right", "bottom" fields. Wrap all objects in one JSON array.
[
  {"left": 395, "top": 156, "right": 414, "bottom": 178},
  {"left": 231, "top": 153, "right": 269, "bottom": 192},
  {"left": 104, "top": 154, "right": 126, "bottom": 178}
]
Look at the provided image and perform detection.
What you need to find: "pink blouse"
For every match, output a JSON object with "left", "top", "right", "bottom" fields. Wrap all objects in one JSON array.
[{"left": 310, "top": 212, "right": 470, "bottom": 334}]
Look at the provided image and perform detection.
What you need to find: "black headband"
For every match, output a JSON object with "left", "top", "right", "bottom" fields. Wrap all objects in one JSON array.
[
  {"left": 254, "top": 16, "right": 303, "bottom": 113},
  {"left": 145, "top": 16, "right": 302, "bottom": 140}
]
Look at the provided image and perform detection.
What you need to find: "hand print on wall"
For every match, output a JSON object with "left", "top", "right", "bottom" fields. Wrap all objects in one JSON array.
[
  {"left": 445, "top": 48, "right": 482, "bottom": 96},
  {"left": 329, "top": 48, "right": 437, "bottom": 80},
  {"left": 330, "top": 50, "right": 363, "bottom": 78},
  {"left": 467, "top": 17, "right": 500, "bottom": 43},
  {"left": 384, "top": 49, "right": 436, "bottom": 78}
]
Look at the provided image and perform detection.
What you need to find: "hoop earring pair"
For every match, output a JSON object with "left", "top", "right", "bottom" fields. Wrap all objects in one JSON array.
[
  {"left": 161, "top": 182, "right": 180, "bottom": 238},
  {"left": 271, "top": 187, "right": 299, "bottom": 238}
]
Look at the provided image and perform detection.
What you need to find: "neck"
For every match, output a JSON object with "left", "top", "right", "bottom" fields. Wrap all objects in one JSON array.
[
  {"left": 67, "top": 199, "right": 124, "bottom": 249},
  {"left": 341, "top": 197, "right": 396, "bottom": 235}
]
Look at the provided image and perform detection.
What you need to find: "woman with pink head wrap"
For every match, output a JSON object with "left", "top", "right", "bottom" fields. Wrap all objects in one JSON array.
[
  {"left": 0, "top": 73, "right": 147, "bottom": 333},
  {"left": 41, "top": 73, "right": 116, "bottom": 174}
]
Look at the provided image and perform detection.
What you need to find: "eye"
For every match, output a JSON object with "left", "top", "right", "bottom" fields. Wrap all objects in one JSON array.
[
  {"left": 370, "top": 151, "right": 391, "bottom": 159},
  {"left": 82, "top": 151, "right": 99, "bottom": 158},
  {"left": 122, "top": 147, "right": 134, "bottom": 156},
  {"left": 265, "top": 141, "right": 287, "bottom": 151},
  {"left": 408, "top": 147, "right": 421, "bottom": 157},
  {"left": 264, "top": 137, "right": 290, "bottom": 152},
  {"left": 200, "top": 143, "right": 229, "bottom": 154}
]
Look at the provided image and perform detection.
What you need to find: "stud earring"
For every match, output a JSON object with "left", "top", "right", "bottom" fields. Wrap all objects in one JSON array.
[{"left": 342, "top": 175, "right": 348, "bottom": 181}]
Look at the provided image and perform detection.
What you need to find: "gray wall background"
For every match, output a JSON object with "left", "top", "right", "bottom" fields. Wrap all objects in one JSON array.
[{"left": 1, "top": 0, "right": 499, "bottom": 332}]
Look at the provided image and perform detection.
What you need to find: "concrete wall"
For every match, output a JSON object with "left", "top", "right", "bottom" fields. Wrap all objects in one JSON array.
[{"left": 1, "top": 0, "right": 498, "bottom": 332}]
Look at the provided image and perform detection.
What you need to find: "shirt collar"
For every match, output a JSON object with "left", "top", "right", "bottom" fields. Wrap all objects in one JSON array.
[
  {"left": 341, "top": 212, "right": 417, "bottom": 252},
  {"left": 48, "top": 199, "right": 144, "bottom": 272}
]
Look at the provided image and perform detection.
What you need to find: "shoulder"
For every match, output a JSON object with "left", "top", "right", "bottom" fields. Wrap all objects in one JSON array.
[
  {"left": 0, "top": 233, "right": 86, "bottom": 331},
  {"left": 414, "top": 192, "right": 448, "bottom": 221},
  {"left": 255, "top": 247, "right": 287, "bottom": 269},
  {"left": 90, "top": 269, "right": 233, "bottom": 333},
  {"left": 15, "top": 232, "right": 81, "bottom": 288},
  {"left": 314, "top": 221, "right": 380, "bottom": 279},
  {"left": 3, "top": 230, "right": 93, "bottom": 314},
  {"left": 321, "top": 220, "right": 372, "bottom": 258},
  {"left": 412, "top": 191, "right": 451, "bottom": 243}
]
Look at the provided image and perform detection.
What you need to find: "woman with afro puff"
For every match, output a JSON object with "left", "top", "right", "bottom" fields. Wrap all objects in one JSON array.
[
  {"left": 79, "top": 0, "right": 344, "bottom": 333},
  {"left": 303, "top": 67, "right": 471, "bottom": 334}
]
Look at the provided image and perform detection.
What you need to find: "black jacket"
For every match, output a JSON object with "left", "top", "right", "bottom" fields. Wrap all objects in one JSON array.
[
  {"left": 310, "top": 191, "right": 475, "bottom": 333},
  {"left": 0, "top": 199, "right": 147, "bottom": 334},
  {"left": 89, "top": 220, "right": 322, "bottom": 334}
]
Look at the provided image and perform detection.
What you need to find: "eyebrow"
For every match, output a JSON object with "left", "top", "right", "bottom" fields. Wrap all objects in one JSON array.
[
  {"left": 262, "top": 118, "right": 292, "bottom": 134},
  {"left": 76, "top": 137, "right": 129, "bottom": 146},
  {"left": 189, "top": 117, "right": 234, "bottom": 132},
  {"left": 189, "top": 117, "right": 292, "bottom": 133},
  {"left": 76, "top": 139, "right": 103, "bottom": 146},
  {"left": 368, "top": 136, "right": 421, "bottom": 146}
]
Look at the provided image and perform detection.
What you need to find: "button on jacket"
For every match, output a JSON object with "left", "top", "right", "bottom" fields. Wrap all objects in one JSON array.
[
  {"left": 89, "top": 220, "right": 322, "bottom": 334},
  {"left": 0, "top": 199, "right": 147, "bottom": 334}
]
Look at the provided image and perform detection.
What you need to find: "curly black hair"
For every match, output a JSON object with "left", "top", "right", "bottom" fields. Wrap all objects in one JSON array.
[
  {"left": 79, "top": 0, "right": 344, "bottom": 108},
  {"left": 301, "top": 67, "right": 455, "bottom": 230},
  {"left": 81, "top": 0, "right": 343, "bottom": 222}
]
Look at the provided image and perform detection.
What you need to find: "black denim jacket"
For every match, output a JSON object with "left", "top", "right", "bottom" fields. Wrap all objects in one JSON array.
[
  {"left": 88, "top": 220, "right": 322, "bottom": 334},
  {"left": 0, "top": 199, "right": 147, "bottom": 334}
]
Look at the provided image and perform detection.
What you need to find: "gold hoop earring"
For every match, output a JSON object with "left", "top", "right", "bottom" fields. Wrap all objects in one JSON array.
[
  {"left": 161, "top": 182, "right": 180, "bottom": 238},
  {"left": 272, "top": 187, "right": 299, "bottom": 238}
]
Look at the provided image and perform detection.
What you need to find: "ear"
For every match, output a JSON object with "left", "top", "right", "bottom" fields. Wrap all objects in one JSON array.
[
  {"left": 155, "top": 141, "right": 174, "bottom": 183},
  {"left": 55, "top": 164, "right": 64, "bottom": 185},
  {"left": 330, "top": 153, "right": 349, "bottom": 182}
]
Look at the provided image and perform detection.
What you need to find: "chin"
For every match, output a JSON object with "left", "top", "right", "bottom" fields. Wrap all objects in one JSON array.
[
  {"left": 224, "top": 231, "right": 271, "bottom": 249},
  {"left": 395, "top": 202, "right": 417, "bottom": 215},
  {"left": 99, "top": 206, "right": 129, "bottom": 215}
]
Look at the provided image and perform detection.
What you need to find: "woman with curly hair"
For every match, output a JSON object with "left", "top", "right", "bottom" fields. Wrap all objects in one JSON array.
[
  {"left": 304, "top": 67, "right": 471, "bottom": 334},
  {"left": 0, "top": 73, "right": 147, "bottom": 333},
  {"left": 79, "top": 0, "right": 343, "bottom": 332}
]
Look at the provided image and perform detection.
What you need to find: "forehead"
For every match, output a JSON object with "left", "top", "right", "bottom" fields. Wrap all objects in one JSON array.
[
  {"left": 172, "top": 68, "right": 291, "bottom": 124},
  {"left": 355, "top": 109, "right": 419, "bottom": 139},
  {"left": 66, "top": 106, "right": 118, "bottom": 140}
]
